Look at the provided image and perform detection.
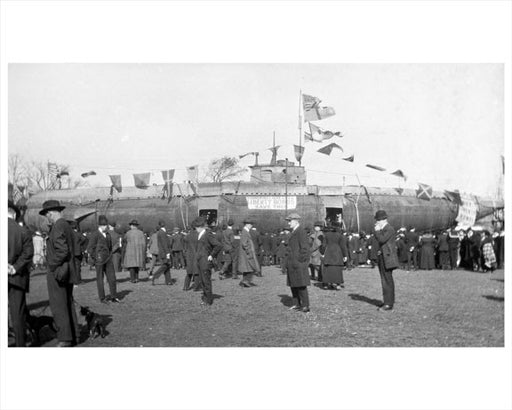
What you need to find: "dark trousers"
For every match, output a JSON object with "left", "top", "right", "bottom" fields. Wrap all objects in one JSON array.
[
  {"left": 200, "top": 269, "right": 213, "bottom": 304},
  {"left": 8, "top": 285, "right": 27, "bottom": 347},
  {"left": 378, "top": 257, "right": 395, "bottom": 307},
  {"left": 449, "top": 247, "right": 459, "bottom": 269},
  {"left": 74, "top": 256, "right": 83, "bottom": 282},
  {"left": 46, "top": 272, "right": 78, "bottom": 343},
  {"left": 309, "top": 264, "right": 322, "bottom": 281},
  {"left": 153, "top": 260, "right": 172, "bottom": 284},
  {"left": 95, "top": 261, "right": 117, "bottom": 301},
  {"left": 291, "top": 286, "right": 309, "bottom": 308},
  {"left": 172, "top": 251, "right": 184, "bottom": 269},
  {"left": 129, "top": 267, "right": 139, "bottom": 282}
]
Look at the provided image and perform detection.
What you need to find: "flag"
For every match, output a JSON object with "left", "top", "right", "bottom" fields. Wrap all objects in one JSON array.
[
  {"left": 390, "top": 169, "right": 407, "bottom": 180},
  {"left": 443, "top": 190, "right": 462, "bottom": 205},
  {"left": 109, "top": 175, "right": 122, "bottom": 193},
  {"left": 342, "top": 155, "right": 354, "bottom": 162},
  {"left": 302, "top": 93, "right": 336, "bottom": 122},
  {"left": 58, "top": 170, "right": 69, "bottom": 177},
  {"left": 294, "top": 145, "right": 305, "bottom": 163},
  {"left": 317, "top": 143, "right": 343, "bottom": 156},
  {"left": 394, "top": 187, "right": 404, "bottom": 195},
  {"left": 239, "top": 152, "right": 257, "bottom": 159},
  {"left": 186, "top": 165, "right": 198, "bottom": 182},
  {"left": 162, "top": 169, "right": 175, "bottom": 200},
  {"left": 304, "top": 132, "right": 314, "bottom": 142},
  {"left": 12, "top": 185, "right": 23, "bottom": 203},
  {"left": 309, "top": 122, "right": 342, "bottom": 142},
  {"left": 366, "top": 164, "right": 386, "bottom": 172},
  {"left": 416, "top": 183, "right": 433, "bottom": 201},
  {"left": 133, "top": 172, "right": 151, "bottom": 189},
  {"left": 81, "top": 171, "right": 97, "bottom": 178},
  {"left": 48, "top": 162, "right": 59, "bottom": 177}
]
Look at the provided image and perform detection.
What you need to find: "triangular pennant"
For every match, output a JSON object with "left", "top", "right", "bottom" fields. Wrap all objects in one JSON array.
[
  {"left": 366, "top": 164, "right": 386, "bottom": 172},
  {"left": 317, "top": 143, "right": 343, "bottom": 156},
  {"left": 390, "top": 169, "right": 407, "bottom": 181},
  {"left": 109, "top": 175, "right": 122, "bottom": 193},
  {"left": 443, "top": 190, "right": 462, "bottom": 205},
  {"left": 294, "top": 145, "right": 305, "bottom": 162},
  {"left": 342, "top": 155, "right": 354, "bottom": 162},
  {"left": 395, "top": 187, "right": 404, "bottom": 195}
]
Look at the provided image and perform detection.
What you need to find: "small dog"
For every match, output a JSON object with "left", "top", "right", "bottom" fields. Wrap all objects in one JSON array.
[{"left": 80, "top": 306, "right": 106, "bottom": 339}]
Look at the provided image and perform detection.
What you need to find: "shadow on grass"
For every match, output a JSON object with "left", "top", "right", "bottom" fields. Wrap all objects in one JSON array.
[
  {"left": 212, "top": 294, "right": 224, "bottom": 300},
  {"left": 116, "top": 290, "right": 132, "bottom": 301},
  {"left": 278, "top": 294, "right": 294, "bottom": 307},
  {"left": 482, "top": 295, "right": 504, "bottom": 302},
  {"left": 348, "top": 293, "right": 382, "bottom": 307}
]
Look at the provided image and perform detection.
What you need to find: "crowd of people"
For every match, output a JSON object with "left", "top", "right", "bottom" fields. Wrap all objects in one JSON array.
[{"left": 7, "top": 198, "right": 505, "bottom": 347}]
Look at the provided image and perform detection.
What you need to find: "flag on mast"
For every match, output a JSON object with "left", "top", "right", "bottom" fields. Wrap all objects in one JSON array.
[{"left": 302, "top": 93, "right": 335, "bottom": 122}]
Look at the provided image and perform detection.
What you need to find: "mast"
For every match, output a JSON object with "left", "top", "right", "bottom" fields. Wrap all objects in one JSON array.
[{"left": 298, "top": 90, "right": 303, "bottom": 166}]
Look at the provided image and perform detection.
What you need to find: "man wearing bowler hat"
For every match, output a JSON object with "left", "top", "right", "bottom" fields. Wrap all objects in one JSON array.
[
  {"left": 39, "top": 200, "right": 80, "bottom": 346},
  {"left": 238, "top": 218, "right": 260, "bottom": 287},
  {"left": 285, "top": 213, "right": 311, "bottom": 313},
  {"left": 87, "top": 215, "right": 120, "bottom": 303},
  {"left": 373, "top": 210, "right": 399, "bottom": 311},
  {"left": 191, "top": 216, "right": 222, "bottom": 305},
  {"left": 8, "top": 200, "right": 33, "bottom": 346},
  {"left": 122, "top": 219, "right": 147, "bottom": 283}
]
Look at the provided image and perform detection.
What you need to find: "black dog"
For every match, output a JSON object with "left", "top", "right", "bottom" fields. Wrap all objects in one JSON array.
[{"left": 80, "top": 306, "right": 106, "bottom": 339}]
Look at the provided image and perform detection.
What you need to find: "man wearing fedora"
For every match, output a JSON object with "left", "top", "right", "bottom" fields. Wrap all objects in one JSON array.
[
  {"left": 373, "top": 210, "right": 399, "bottom": 311},
  {"left": 87, "top": 215, "right": 120, "bottom": 303},
  {"left": 238, "top": 218, "right": 260, "bottom": 287},
  {"left": 150, "top": 220, "right": 173, "bottom": 285},
  {"left": 191, "top": 216, "right": 222, "bottom": 305},
  {"left": 39, "top": 200, "right": 80, "bottom": 346},
  {"left": 285, "top": 213, "right": 311, "bottom": 312},
  {"left": 8, "top": 200, "right": 34, "bottom": 347},
  {"left": 123, "top": 219, "right": 147, "bottom": 283}
]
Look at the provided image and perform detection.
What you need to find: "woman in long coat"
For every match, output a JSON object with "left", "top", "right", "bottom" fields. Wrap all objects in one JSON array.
[
  {"left": 321, "top": 226, "right": 348, "bottom": 290},
  {"left": 419, "top": 231, "right": 436, "bottom": 270}
]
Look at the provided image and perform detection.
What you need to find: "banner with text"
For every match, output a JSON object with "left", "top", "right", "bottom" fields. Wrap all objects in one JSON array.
[{"left": 246, "top": 196, "right": 297, "bottom": 210}]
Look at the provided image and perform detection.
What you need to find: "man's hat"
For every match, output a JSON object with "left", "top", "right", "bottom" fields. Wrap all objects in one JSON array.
[
  {"left": 129, "top": 219, "right": 140, "bottom": 226},
  {"left": 193, "top": 216, "right": 206, "bottom": 227},
  {"left": 314, "top": 221, "right": 324, "bottom": 227},
  {"left": 39, "top": 199, "right": 66, "bottom": 216},
  {"left": 8, "top": 200, "right": 21, "bottom": 220},
  {"left": 98, "top": 215, "right": 109, "bottom": 226},
  {"left": 285, "top": 213, "right": 301, "bottom": 221},
  {"left": 374, "top": 210, "right": 388, "bottom": 221},
  {"left": 243, "top": 218, "right": 255, "bottom": 225},
  {"left": 227, "top": 219, "right": 234, "bottom": 226}
]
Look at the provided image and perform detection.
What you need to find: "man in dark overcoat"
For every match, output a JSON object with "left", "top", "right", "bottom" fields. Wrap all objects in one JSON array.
[
  {"left": 238, "top": 219, "right": 260, "bottom": 287},
  {"left": 150, "top": 221, "right": 172, "bottom": 285},
  {"left": 285, "top": 213, "right": 311, "bottom": 313},
  {"left": 87, "top": 215, "right": 119, "bottom": 302},
  {"left": 183, "top": 226, "right": 199, "bottom": 290},
  {"left": 39, "top": 200, "right": 80, "bottom": 346},
  {"left": 219, "top": 219, "right": 236, "bottom": 279},
  {"left": 69, "top": 220, "right": 87, "bottom": 283},
  {"left": 191, "top": 217, "right": 222, "bottom": 305},
  {"left": 373, "top": 210, "right": 399, "bottom": 311},
  {"left": 8, "top": 200, "right": 34, "bottom": 347}
]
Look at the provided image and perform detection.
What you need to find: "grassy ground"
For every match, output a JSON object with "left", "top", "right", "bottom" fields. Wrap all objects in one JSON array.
[{"left": 24, "top": 264, "right": 504, "bottom": 347}]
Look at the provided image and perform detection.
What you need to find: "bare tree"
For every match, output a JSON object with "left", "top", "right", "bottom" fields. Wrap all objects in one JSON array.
[
  {"left": 204, "top": 156, "right": 247, "bottom": 183},
  {"left": 8, "top": 153, "right": 28, "bottom": 186}
]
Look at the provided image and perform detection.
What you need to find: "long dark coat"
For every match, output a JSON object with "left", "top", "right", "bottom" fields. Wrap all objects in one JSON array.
[
  {"left": 191, "top": 230, "right": 222, "bottom": 275},
  {"left": 47, "top": 218, "right": 79, "bottom": 284},
  {"left": 123, "top": 228, "right": 147, "bottom": 269},
  {"left": 322, "top": 231, "right": 348, "bottom": 266},
  {"left": 419, "top": 234, "right": 436, "bottom": 269},
  {"left": 374, "top": 223, "right": 399, "bottom": 271},
  {"left": 238, "top": 228, "right": 260, "bottom": 273},
  {"left": 8, "top": 218, "right": 34, "bottom": 291},
  {"left": 184, "top": 231, "right": 198, "bottom": 275},
  {"left": 285, "top": 225, "right": 311, "bottom": 287}
]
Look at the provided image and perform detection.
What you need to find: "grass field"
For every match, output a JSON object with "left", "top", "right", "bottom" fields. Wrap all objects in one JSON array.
[{"left": 24, "top": 264, "right": 504, "bottom": 347}]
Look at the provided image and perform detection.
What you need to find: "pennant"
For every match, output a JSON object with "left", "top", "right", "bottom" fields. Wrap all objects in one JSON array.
[
  {"left": 162, "top": 169, "right": 175, "bottom": 200},
  {"left": 133, "top": 172, "right": 151, "bottom": 189},
  {"left": 186, "top": 165, "right": 199, "bottom": 182},
  {"left": 309, "top": 122, "right": 342, "bottom": 142},
  {"left": 394, "top": 187, "right": 404, "bottom": 195},
  {"left": 294, "top": 145, "right": 305, "bottom": 163},
  {"left": 304, "top": 132, "right": 314, "bottom": 142},
  {"left": 416, "top": 183, "right": 433, "bottom": 201},
  {"left": 390, "top": 169, "right": 407, "bottom": 181},
  {"left": 366, "top": 164, "right": 386, "bottom": 172},
  {"left": 239, "top": 152, "right": 257, "bottom": 159},
  {"left": 81, "top": 171, "right": 97, "bottom": 178},
  {"left": 317, "top": 143, "right": 343, "bottom": 156},
  {"left": 302, "top": 93, "right": 336, "bottom": 122},
  {"left": 443, "top": 190, "right": 462, "bottom": 205},
  {"left": 58, "top": 171, "right": 70, "bottom": 177},
  {"left": 342, "top": 155, "right": 354, "bottom": 162},
  {"left": 109, "top": 175, "right": 122, "bottom": 193}
]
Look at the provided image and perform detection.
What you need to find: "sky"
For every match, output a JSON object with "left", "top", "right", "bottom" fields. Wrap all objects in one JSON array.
[{"left": 8, "top": 63, "right": 504, "bottom": 197}]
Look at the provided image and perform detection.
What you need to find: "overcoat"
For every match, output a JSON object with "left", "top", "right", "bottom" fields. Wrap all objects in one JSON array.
[
  {"left": 8, "top": 218, "right": 34, "bottom": 291},
  {"left": 87, "top": 229, "right": 112, "bottom": 266},
  {"left": 238, "top": 228, "right": 260, "bottom": 273},
  {"left": 123, "top": 228, "right": 147, "bottom": 269},
  {"left": 285, "top": 225, "right": 311, "bottom": 287},
  {"left": 156, "top": 229, "right": 171, "bottom": 260},
  {"left": 322, "top": 230, "right": 348, "bottom": 266},
  {"left": 309, "top": 230, "right": 324, "bottom": 266},
  {"left": 374, "top": 223, "right": 399, "bottom": 270},
  {"left": 184, "top": 231, "right": 198, "bottom": 275},
  {"left": 47, "top": 218, "right": 78, "bottom": 284},
  {"left": 192, "top": 230, "right": 222, "bottom": 275}
]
